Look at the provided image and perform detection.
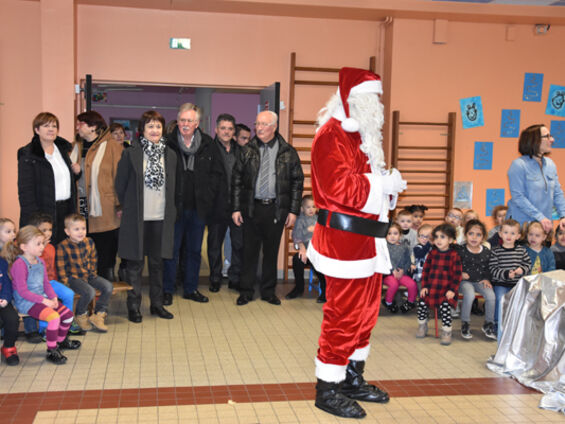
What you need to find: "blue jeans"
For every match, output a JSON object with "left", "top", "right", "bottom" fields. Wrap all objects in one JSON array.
[
  {"left": 163, "top": 209, "right": 205, "bottom": 295},
  {"left": 494, "top": 285, "right": 512, "bottom": 340},
  {"left": 25, "top": 280, "right": 75, "bottom": 334},
  {"left": 459, "top": 280, "right": 495, "bottom": 324}
]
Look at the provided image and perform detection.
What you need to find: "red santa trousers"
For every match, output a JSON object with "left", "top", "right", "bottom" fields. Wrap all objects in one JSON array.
[{"left": 316, "top": 273, "right": 382, "bottom": 383}]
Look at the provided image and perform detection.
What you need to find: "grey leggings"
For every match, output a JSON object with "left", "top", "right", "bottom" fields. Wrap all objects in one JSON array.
[{"left": 459, "top": 280, "right": 495, "bottom": 323}]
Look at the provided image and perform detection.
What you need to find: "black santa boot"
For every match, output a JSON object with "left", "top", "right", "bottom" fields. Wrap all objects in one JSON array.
[
  {"left": 341, "top": 360, "right": 390, "bottom": 403},
  {"left": 315, "top": 379, "right": 366, "bottom": 419}
]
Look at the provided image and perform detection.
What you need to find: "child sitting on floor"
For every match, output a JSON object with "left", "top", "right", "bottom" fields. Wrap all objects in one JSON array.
[
  {"left": 5, "top": 226, "right": 80, "bottom": 365},
  {"left": 383, "top": 223, "right": 418, "bottom": 313},
  {"left": 416, "top": 224, "right": 462, "bottom": 346},
  {"left": 524, "top": 221, "right": 555, "bottom": 275},
  {"left": 455, "top": 219, "right": 496, "bottom": 341}
]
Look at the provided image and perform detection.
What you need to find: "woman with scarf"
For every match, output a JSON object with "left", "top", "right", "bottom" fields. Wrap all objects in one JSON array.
[
  {"left": 115, "top": 111, "right": 176, "bottom": 322},
  {"left": 74, "top": 111, "right": 123, "bottom": 282}
]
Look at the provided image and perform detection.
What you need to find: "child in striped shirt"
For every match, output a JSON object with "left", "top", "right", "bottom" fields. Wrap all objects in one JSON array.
[{"left": 488, "top": 219, "right": 531, "bottom": 338}]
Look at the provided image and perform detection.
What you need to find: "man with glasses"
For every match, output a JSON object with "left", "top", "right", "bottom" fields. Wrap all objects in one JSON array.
[
  {"left": 232, "top": 110, "right": 304, "bottom": 306},
  {"left": 162, "top": 103, "right": 223, "bottom": 306}
]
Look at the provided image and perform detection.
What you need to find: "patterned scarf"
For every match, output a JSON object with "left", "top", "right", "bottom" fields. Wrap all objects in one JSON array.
[{"left": 140, "top": 136, "right": 166, "bottom": 190}]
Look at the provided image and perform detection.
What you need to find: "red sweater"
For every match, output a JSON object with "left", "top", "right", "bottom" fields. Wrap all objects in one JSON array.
[{"left": 41, "top": 243, "right": 58, "bottom": 281}]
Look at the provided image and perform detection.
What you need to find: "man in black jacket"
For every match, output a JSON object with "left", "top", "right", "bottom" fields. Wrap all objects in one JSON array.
[
  {"left": 232, "top": 111, "right": 304, "bottom": 306},
  {"left": 162, "top": 103, "right": 224, "bottom": 305},
  {"left": 207, "top": 113, "right": 242, "bottom": 292}
]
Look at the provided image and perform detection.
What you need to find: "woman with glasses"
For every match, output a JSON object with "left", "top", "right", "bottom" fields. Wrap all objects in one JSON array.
[{"left": 507, "top": 124, "right": 565, "bottom": 233}]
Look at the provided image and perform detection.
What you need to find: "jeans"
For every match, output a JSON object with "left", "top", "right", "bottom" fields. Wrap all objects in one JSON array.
[
  {"left": 163, "top": 209, "right": 205, "bottom": 295},
  {"left": 459, "top": 280, "right": 495, "bottom": 323},
  {"left": 494, "top": 285, "right": 512, "bottom": 340},
  {"left": 68, "top": 275, "right": 113, "bottom": 315},
  {"left": 207, "top": 219, "right": 243, "bottom": 284}
]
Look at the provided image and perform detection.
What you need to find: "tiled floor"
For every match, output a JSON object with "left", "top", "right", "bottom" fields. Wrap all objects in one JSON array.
[{"left": 0, "top": 280, "right": 559, "bottom": 423}]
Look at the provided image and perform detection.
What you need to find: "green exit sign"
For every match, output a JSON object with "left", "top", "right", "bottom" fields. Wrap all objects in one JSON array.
[{"left": 170, "top": 38, "right": 191, "bottom": 50}]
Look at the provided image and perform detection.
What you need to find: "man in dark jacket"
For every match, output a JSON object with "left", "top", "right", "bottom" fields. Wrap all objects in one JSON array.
[
  {"left": 207, "top": 114, "right": 243, "bottom": 293},
  {"left": 162, "top": 103, "right": 224, "bottom": 305},
  {"left": 232, "top": 110, "right": 304, "bottom": 306}
]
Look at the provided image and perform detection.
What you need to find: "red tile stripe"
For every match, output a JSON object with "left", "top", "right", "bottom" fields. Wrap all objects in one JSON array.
[{"left": 0, "top": 377, "right": 537, "bottom": 424}]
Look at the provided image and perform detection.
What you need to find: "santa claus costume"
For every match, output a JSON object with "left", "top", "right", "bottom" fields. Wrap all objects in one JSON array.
[{"left": 307, "top": 67, "right": 407, "bottom": 418}]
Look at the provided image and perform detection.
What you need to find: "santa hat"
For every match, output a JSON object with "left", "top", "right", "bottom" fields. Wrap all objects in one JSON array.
[{"left": 337, "top": 67, "right": 383, "bottom": 133}]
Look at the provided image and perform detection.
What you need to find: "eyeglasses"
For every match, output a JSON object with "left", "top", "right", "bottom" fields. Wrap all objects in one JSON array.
[
  {"left": 255, "top": 122, "right": 274, "bottom": 128},
  {"left": 540, "top": 134, "right": 553, "bottom": 139},
  {"left": 447, "top": 213, "right": 462, "bottom": 221},
  {"left": 418, "top": 234, "right": 430, "bottom": 239},
  {"left": 179, "top": 119, "right": 198, "bottom": 124}
]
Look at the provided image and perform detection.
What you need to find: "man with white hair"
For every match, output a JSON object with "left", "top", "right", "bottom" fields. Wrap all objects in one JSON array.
[
  {"left": 232, "top": 110, "right": 304, "bottom": 306},
  {"left": 307, "top": 68, "right": 407, "bottom": 418}
]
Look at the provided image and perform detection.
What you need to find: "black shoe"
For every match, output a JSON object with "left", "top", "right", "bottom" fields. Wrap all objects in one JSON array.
[
  {"left": 341, "top": 360, "right": 390, "bottom": 403},
  {"left": 209, "top": 282, "right": 220, "bottom": 293},
  {"left": 316, "top": 294, "right": 327, "bottom": 303},
  {"left": 128, "top": 309, "right": 142, "bottom": 323},
  {"left": 58, "top": 337, "right": 82, "bottom": 350},
  {"left": 236, "top": 294, "right": 252, "bottom": 306},
  {"left": 46, "top": 348, "right": 67, "bottom": 365},
  {"left": 228, "top": 281, "right": 239, "bottom": 290},
  {"left": 163, "top": 293, "right": 173, "bottom": 306},
  {"left": 183, "top": 290, "right": 209, "bottom": 303},
  {"left": 400, "top": 301, "right": 416, "bottom": 314},
  {"left": 461, "top": 321, "right": 473, "bottom": 340},
  {"left": 25, "top": 331, "right": 43, "bottom": 344},
  {"left": 385, "top": 302, "right": 398, "bottom": 314},
  {"left": 150, "top": 305, "right": 174, "bottom": 319},
  {"left": 285, "top": 287, "right": 303, "bottom": 299},
  {"left": 315, "top": 379, "right": 366, "bottom": 418},
  {"left": 261, "top": 295, "right": 281, "bottom": 305}
]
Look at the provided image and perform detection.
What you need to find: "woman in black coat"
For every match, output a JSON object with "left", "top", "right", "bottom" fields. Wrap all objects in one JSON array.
[
  {"left": 115, "top": 110, "right": 176, "bottom": 323},
  {"left": 18, "top": 112, "right": 80, "bottom": 244}
]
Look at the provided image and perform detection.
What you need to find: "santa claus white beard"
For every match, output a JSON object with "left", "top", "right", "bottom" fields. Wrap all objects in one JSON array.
[
  {"left": 317, "top": 92, "right": 386, "bottom": 172},
  {"left": 348, "top": 92, "right": 386, "bottom": 172}
]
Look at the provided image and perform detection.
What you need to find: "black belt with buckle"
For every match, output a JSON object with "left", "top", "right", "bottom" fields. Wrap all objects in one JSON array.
[
  {"left": 318, "top": 209, "right": 389, "bottom": 238},
  {"left": 255, "top": 198, "right": 275, "bottom": 205}
]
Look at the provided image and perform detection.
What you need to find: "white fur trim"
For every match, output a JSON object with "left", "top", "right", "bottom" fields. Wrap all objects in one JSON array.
[
  {"left": 360, "top": 173, "right": 386, "bottom": 215},
  {"left": 341, "top": 118, "right": 359, "bottom": 132},
  {"left": 307, "top": 240, "right": 391, "bottom": 278},
  {"left": 315, "top": 357, "right": 346, "bottom": 383},
  {"left": 349, "top": 344, "right": 371, "bottom": 361},
  {"left": 350, "top": 80, "right": 383, "bottom": 96}
]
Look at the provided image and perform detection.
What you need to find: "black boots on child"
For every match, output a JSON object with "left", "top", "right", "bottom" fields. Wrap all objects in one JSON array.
[{"left": 315, "top": 360, "right": 389, "bottom": 419}]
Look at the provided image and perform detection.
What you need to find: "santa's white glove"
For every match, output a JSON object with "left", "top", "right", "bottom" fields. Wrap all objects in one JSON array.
[{"left": 381, "top": 168, "right": 407, "bottom": 195}]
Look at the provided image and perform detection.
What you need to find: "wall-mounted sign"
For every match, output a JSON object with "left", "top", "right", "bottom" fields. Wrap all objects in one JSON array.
[{"left": 170, "top": 38, "right": 191, "bottom": 50}]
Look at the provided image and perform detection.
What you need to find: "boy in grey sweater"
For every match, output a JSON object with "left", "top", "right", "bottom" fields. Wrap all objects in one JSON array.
[{"left": 286, "top": 195, "right": 326, "bottom": 302}]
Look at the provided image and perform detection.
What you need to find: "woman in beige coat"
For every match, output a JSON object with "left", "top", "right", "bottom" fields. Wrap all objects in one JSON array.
[{"left": 74, "top": 111, "right": 123, "bottom": 281}]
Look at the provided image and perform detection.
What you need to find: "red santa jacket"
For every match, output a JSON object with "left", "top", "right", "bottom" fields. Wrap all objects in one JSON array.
[{"left": 307, "top": 118, "right": 394, "bottom": 278}]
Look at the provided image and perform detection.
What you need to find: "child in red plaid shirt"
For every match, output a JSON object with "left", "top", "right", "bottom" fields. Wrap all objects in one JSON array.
[{"left": 416, "top": 224, "right": 462, "bottom": 345}]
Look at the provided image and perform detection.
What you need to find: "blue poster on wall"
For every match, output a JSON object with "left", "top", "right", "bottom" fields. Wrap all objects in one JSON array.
[
  {"left": 500, "top": 110, "right": 520, "bottom": 138},
  {"left": 545, "top": 84, "right": 565, "bottom": 117},
  {"left": 473, "top": 142, "right": 493, "bottom": 170},
  {"left": 550, "top": 120, "right": 565, "bottom": 148},
  {"left": 460, "top": 96, "right": 484, "bottom": 129},
  {"left": 486, "top": 189, "right": 505, "bottom": 217},
  {"left": 523, "top": 73, "right": 543, "bottom": 102}
]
